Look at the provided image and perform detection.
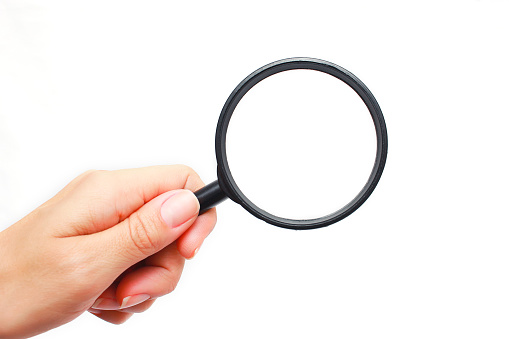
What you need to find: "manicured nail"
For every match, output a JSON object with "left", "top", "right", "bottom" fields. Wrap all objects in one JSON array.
[
  {"left": 161, "top": 190, "right": 199, "bottom": 228},
  {"left": 120, "top": 294, "right": 151, "bottom": 309},
  {"left": 92, "top": 298, "right": 120, "bottom": 310},
  {"left": 88, "top": 309, "right": 102, "bottom": 314}
]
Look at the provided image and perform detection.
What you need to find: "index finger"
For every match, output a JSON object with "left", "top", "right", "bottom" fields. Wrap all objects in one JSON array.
[{"left": 51, "top": 165, "right": 211, "bottom": 236}]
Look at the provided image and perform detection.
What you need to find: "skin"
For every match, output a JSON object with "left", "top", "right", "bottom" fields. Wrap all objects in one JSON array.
[{"left": 0, "top": 165, "right": 217, "bottom": 338}]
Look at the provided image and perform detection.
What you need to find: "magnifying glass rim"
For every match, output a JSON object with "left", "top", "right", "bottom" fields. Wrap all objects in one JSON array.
[{"left": 215, "top": 57, "right": 388, "bottom": 230}]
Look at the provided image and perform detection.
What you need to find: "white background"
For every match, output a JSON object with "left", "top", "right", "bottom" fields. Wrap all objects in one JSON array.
[{"left": 1, "top": 0, "right": 509, "bottom": 338}]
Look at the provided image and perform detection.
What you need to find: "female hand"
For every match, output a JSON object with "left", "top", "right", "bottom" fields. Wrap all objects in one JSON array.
[{"left": 0, "top": 165, "right": 217, "bottom": 338}]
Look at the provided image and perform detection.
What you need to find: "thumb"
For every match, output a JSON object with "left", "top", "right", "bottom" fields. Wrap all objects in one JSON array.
[{"left": 87, "top": 189, "right": 200, "bottom": 270}]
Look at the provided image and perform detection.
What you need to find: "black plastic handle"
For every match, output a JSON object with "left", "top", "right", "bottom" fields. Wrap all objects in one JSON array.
[{"left": 194, "top": 180, "right": 227, "bottom": 215}]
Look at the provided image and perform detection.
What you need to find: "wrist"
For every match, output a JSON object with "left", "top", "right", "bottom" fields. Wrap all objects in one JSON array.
[
  {"left": 0, "top": 229, "right": 17, "bottom": 338},
  {"left": 0, "top": 225, "right": 33, "bottom": 338}
]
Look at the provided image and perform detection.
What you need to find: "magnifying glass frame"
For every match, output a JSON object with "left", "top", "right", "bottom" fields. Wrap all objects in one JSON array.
[{"left": 194, "top": 57, "right": 388, "bottom": 230}]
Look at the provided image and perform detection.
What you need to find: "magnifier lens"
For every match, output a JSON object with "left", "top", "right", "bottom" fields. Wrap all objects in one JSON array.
[
  {"left": 193, "top": 58, "right": 387, "bottom": 229},
  {"left": 226, "top": 69, "right": 377, "bottom": 220}
]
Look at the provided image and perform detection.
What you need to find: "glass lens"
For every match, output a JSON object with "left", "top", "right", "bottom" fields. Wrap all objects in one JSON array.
[{"left": 226, "top": 69, "right": 377, "bottom": 220}]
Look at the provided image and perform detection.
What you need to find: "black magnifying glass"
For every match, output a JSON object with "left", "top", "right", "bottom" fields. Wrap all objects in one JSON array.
[{"left": 194, "top": 57, "right": 388, "bottom": 230}]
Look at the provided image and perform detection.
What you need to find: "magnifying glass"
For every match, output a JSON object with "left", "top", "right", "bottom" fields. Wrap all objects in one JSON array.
[{"left": 194, "top": 57, "right": 388, "bottom": 230}]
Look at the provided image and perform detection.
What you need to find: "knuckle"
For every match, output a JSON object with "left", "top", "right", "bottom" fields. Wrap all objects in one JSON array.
[
  {"left": 174, "top": 164, "right": 203, "bottom": 189},
  {"left": 175, "top": 164, "right": 197, "bottom": 177},
  {"left": 165, "top": 280, "right": 178, "bottom": 294},
  {"left": 82, "top": 169, "right": 109, "bottom": 184},
  {"left": 159, "top": 274, "right": 179, "bottom": 295},
  {"left": 80, "top": 169, "right": 97, "bottom": 177},
  {"left": 73, "top": 169, "right": 111, "bottom": 190},
  {"left": 127, "top": 213, "right": 160, "bottom": 256},
  {"left": 155, "top": 261, "right": 184, "bottom": 295}
]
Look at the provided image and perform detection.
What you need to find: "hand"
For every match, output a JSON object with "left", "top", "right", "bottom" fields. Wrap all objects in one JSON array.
[{"left": 0, "top": 165, "right": 217, "bottom": 338}]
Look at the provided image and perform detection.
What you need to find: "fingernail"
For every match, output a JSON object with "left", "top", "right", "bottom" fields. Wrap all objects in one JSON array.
[
  {"left": 92, "top": 298, "right": 120, "bottom": 310},
  {"left": 161, "top": 190, "right": 199, "bottom": 228},
  {"left": 189, "top": 245, "right": 201, "bottom": 259},
  {"left": 120, "top": 294, "right": 150, "bottom": 309},
  {"left": 88, "top": 309, "right": 102, "bottom": 314}
]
